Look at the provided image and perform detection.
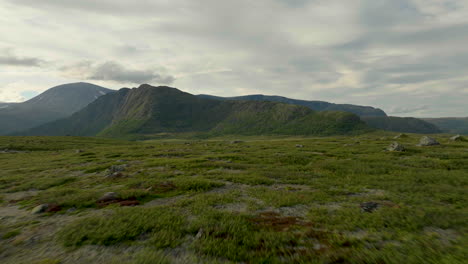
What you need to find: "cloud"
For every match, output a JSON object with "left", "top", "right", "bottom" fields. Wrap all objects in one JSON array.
[
  {"left": 1, "top": 0, "right": 468, "bottom": 116},
  {"left": 60, "top": 61, "right": 175, "bottom": 84},
  {"left": 0, "top": 49, "right": 44, "bottom": 67}
]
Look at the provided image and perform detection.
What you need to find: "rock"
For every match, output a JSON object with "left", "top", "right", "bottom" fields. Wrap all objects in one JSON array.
[
  {"left": 360, "top": 202, "right": 379, "bottom": 213},
  {"left": 418, "top": 136, "right": 440, "bottom": 146},
  {"left": 31, "top": 204, "right": 48, "bottom": 214},
  {"left": 387, "top": 142, "right": 405, "bottom": 152},
  {"left": 105, "top": 164, "right": 127, "bottom": 177},
  {"left": 394, "top": 133, "right": 408, "bottom": 139},
  {"left": 450, "top": 135, "right": 465, "bottom": 141},
  {"left": 230, "top": 140, "right": 243, "bottom": 144},
  {"left": 67, "top": 207, "right": 77, "bottom": 213},
  {"left": 296, "top": 144, "right": 304, "bottom": 148},
  {"left": 75, "top": 149, "right": 84, "bottom": 153},
  {"left": 195, "top": 228, "right": 204, "bottom": 239},
  {"left": 97, "top": 192, "right": 119, "bottom": 203}
]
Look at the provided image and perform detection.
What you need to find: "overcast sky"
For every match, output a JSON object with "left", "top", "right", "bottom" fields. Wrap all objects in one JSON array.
[{"left": 1, "top": 0, "right": 467, "bottom": 117}]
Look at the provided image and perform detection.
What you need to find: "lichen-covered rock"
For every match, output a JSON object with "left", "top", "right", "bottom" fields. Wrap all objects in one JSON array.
[
  {"left": 387, "top": 142, "right": 405, "bottom": 152},
  {"left": 418, "top": 136, "right": 440, "bottom": 146}
]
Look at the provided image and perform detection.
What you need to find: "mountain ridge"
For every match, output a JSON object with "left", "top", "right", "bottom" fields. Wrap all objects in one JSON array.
[
  {"left": 20, "top": 84, "right": 370, "bottom": 138},
  {"left": 197, "top": 94, "right": 387, "bottom": 117},
  {"left": 0, "top": 82, "right": 114, "bottom": 135}
]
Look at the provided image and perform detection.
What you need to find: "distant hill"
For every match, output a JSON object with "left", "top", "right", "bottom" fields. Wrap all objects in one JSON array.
[
  {"left": 21, "top": 84, "right": 370, "bottom": 138},
  {"left": 197, "top": 94, "right": 448, "bottom": 134},
  {"left": 197, "top": 94, "right": 387, "bottom": 117},
  {"left": 0, "top": 83, "right": 113, "bottom": 135},
  {"left": 423, "top": 117, "right": 468, "bottom": 135},
  {"left": 361, "top": 116, "right": 441, "bottom": 134}
]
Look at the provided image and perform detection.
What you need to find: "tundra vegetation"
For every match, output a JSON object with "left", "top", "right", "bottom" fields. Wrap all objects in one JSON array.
[{"left": 0, "top": 133, "right": 466, "bottom": 263}]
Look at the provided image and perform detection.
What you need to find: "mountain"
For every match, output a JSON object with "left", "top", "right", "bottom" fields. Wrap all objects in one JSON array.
[
  {"left": 198, "top": 94, "right": 447, "bottom": 134},
  {"left": 361, "top": 116, "right": 441, "bottom": 134},
  {"left": 197, "top": 94, "right": 387, "bottom": 117},
  {"left": 422, "top": 117, "right": 468, "bottom": 135},
  {"left": 0, "top": 102, "right": 14, "bottom": 109},
  {"left": 0, "top": 83, "right": 114, "bottom": 135},
  {"left": 21, "top": 84, "right": 370, "bottom": 138}
]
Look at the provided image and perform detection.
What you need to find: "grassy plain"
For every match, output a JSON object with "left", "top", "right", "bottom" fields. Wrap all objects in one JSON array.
[{"left": 0, "top": 133, "right": 466, "bottom": 263}]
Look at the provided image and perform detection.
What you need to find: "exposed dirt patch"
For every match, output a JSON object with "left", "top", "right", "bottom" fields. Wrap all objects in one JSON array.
[{"left": 250, "top": 211, "right": 311, "bottom": 231}]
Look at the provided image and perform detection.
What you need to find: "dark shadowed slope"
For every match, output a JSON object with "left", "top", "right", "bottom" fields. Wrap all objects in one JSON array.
[
  {"left": 197, "top": 94, "right": 387, "bottom": 117},
  {"left": 423, "top": 117, "right": 468, "bottom": 135},
  {"left": 0, "top": 83, "right": 114, "bottom": 135},
  {"left": 198, "top": 94, "right": 444, "bottom": 134},
  {"left": 21, "top": 84, "right": 370, "bottom": 138},
  {"left": 361, "top": 116, "right": 441, "bottom": 134}
]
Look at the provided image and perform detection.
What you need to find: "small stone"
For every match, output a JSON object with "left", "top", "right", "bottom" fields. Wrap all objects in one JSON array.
[
  {"left": 230, "top": 140, "right": 243, "bottom": 144},
  {"left": 195, "top": 228, "right": 204, "bottom": 239},
  {"left": 75, "top": 149, "right": 84, "bottom": 153},
  {"left": 67, "top": 207, "right": 77, "bottom": 213},
  {"left": 105, "top": 165, "right": 127, "bottom": 177},
  {"left": 360, "top": 202, "right": 379, "bottom": 213},
  {"left": 31, "top": 204, "right": 48, "bottom": 214},
  {"left": 98, "top": 192, "right": 119, "bottom": 202},
  {"left": 296, "top": 144, "right": 304, "bottom": 148},
  {"left": 387, "top": 142, "right": 405, "bottom": 152},
  {"left": 418, "top": 136, "right": 440, "bottom": 146}
]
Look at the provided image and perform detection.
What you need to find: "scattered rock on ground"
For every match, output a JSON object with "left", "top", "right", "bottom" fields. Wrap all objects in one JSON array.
[
  {"left": 105, "top": 164, "right": 127, "bottom": 177},
  {"left": 296, "top": 144, "right": 304, "bottom": 148},
  {"left": 31, "top": 204, "right": 49, "bottom": 214},
  {"left": 387, "top": 142, "right": 405, "bottom": 152},
  {"left": 360, "top": 202, "right": 380, "bottom": 213},
  {"left": 75, "top": 149, "right": 84, "bottom": 153},
  {"left": 450, "top": 135, "right": 465, "bottom": 141},
  {"left": 67, "top": 207, "right": 77, "bottom": 213},
  {"left": 418, "top": 136, "right": 440, "bottom": 146},
  {"left": 230, "top": 140, "right": 243, "bottom": 144}
]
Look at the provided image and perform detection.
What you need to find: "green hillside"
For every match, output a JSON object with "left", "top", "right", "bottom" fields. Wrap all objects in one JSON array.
[
  {"left": 361, "top": 116, "right": 441, "bottom": 134},
  {"left": 21, "top": 84, "right": 370, "bottom": 138},
  {"left": 423, "top": 117, "right": 468, "bottom": 135},
  {"left": 198, "top": 94, "right": 387, "bottom": 117}
]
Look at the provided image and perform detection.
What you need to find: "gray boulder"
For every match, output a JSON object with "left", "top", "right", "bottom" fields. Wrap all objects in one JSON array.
[
  {"left": 450, "top": 135, "right": 465, "bottom": 142},
  {"left": 418, "top": 136, "right": 440, "bottom": 146},
  {"left": 387, "top": 142, "right": 405, "bottom": 152}
]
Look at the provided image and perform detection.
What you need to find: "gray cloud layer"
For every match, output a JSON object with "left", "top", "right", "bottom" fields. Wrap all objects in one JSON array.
[
  {"left": 0, "top": 49, "right": 43, "bottom": 67},
  {"left": 61, "top": 61, "right": 175, "bottom": 84},
  {"left": 1, "top": 0, "right": 467, "bottom": 117}
]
